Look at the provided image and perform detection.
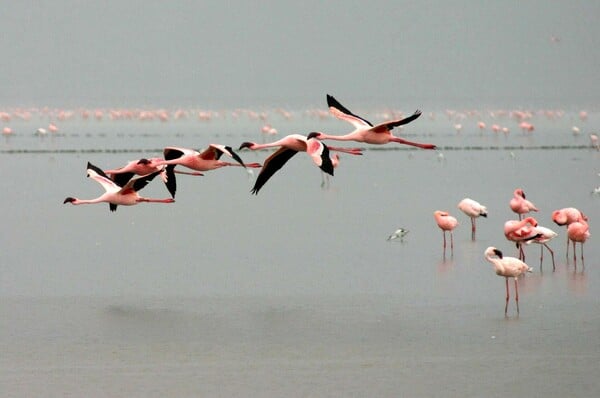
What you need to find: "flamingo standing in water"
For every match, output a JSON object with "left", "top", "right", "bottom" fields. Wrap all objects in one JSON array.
[
  {"left": 509, "top": 188, "right": 538, "bottom": 220},
  {"left": 484, "top": 246, "right": 532, "bottom": 316},
  {"left": 434, "top": 210, "right": 458, "bottom": 256},
  {"left": 552, "top": 207, "right": 588, "bottom": 259},
  {"left": 525, "top": 225, "right": 558, "bottom": 271},
  {"left": 154, "top": 144, "right": 261, "bottom": 197},
  {"left": 63, "top": 162, "right": 174, "bottom": 212},
  {"left": 239, "top": 133, "right": 362, "bottom": 194},
  {"left": 567, "top": 219, "right": 590, "bottom": 266},
  {"left": 457, "top": 198, "right": 487, "bottom": 240},
  {"left": 310, "top": 94, "right": 436, "bottom": 150},
  {"left": 504, "top": 217, "right": 540, "bottom": 261}
]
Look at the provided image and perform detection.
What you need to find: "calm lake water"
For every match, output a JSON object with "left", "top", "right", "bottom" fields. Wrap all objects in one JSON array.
[{"left": 1, "top": 106, "right": 599, "bottom": 397}]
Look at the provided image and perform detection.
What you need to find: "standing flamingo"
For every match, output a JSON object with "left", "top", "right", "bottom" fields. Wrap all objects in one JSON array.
[
  {"left": 63, "top": 162, "right": 174, "bottom": 212},
  {"left": 504, "top": 217, "right": 540, "bottom": 261},
  {"left": 155, "top": 144, "right": 261, "bottom": 197},
  {"left": 484, "top": 246, "right": 532, "bottom": 315},
  {"left": 552, "top": 207, "right": 588, "bottom": 259},
  {"left": 433, "top": 210, "right": 458, "bottom": 256},
  {"left": 310, "top": 95, "right": 436, "bottom": 149},
  {"left": 509, "top": 188, "right": 538, "bottom": 220},
  {"left": 457, "top": 198, "right": 487, "bottom": 240},
  {"left": 524, "top": 225, "right": 558, "bottom": 271},
  {"left": 567, "top": 219, "right": 590, "bottom": 266},
  {"left": 239, "top": 133, "right": 362, "bottom": 194}
]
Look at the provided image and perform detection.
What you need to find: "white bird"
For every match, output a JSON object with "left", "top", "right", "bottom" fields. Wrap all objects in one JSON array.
[
  {"left": 387, "top": 228, "right": 409, "bottom": 242},
  {"left": 484, "top": 246, "right": 532, "bottom": 315},
  {"left": 458, "top": 198, "right": 488, "bottom": 240},
  {"left": 525, "top": 225, "right": 558, "bottom": 271}
]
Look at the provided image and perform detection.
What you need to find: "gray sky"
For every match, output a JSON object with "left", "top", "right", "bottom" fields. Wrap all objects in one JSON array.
[{"left": 2, "top": 1, "right": 599, "bottom": 108}]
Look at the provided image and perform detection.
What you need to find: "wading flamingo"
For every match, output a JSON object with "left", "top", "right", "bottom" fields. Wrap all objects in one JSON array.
[
  {"left": 63, "top": 162, "right": 174, "bottom": 212},
  {"left": 503, "top": 217, "right": 540, "bottom": 261},
  {"left": 484, "top": 246, "right": 532, "bottom": 316},
  {"left": 457, "top": 198, "right": 487, "bottom": 240},
  {"left": 552, "top": 207, "right": 588, "bottom": 259},
  {"left": 434, "top": 210, "right": 458, "bottom": 256},
  {"left": 239, "top": 133, "right": 362, "bottom": 194},
  {"left": 155, "top": 145, "right": 261, "bottom": 197},
  {"left": 509, "top": 188, "right": 538, "bottom": 220},
  {"left": 524, "top": 225, "right": 558, "bottom": 271},
  {"left": 310, "top": 94, "right": 436, "bottom": 149},
  {"left": 567, "top": 219, "right": 590, "bottom": 266}
]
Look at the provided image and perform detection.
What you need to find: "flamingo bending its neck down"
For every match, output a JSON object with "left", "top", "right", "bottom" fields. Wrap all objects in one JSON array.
[
  {"left": 484, "top": 246, "right": 532, "bottom": 316},
  {"left": 434, "top": 210, "right": 458, "bottom": 256},
  {"left": 239, "top": 133, "right": 362, "bottom": 194},
  {"left": 155, "top": 144, "right": 261, "bottom": 197},
  {"left": 457, "top": 198, "right": 487, "bottom": 240},
  {"left": 567, "top": 219, "right": 590, "bottom": 267},
  {"left": 63, "top": 162, "right": 174, "bottom": 212},
  {"left": 310, "top": 94, "right": 436, "bottom": 150},
  {"left": 552, "top": 207, "right": 588, "bottom": 259},
  {"left": 509, "top": 188, "right": 538, "bottom": 220},
  {"left": 504, "top": 217, "right": 540, "bottom": 261},
  {"left": 524, "top": 225, "right": 558, "bottom": 271}
]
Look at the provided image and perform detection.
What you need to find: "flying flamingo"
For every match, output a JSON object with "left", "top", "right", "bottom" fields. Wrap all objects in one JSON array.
[
  {"left": 504, "top": 217, "right": 540, "bottom": 261},
  {"left": 509, "top": 188, "right": 538, "bottom": 220},
  {"left": 524, "top": 225, "right": 558, "bottom": 271},
  {"left": 321, "top": 153, "right": 340, "bottom": 189},
  {"left": 433, "top": 210, "right": 458, "bottom": 256},
  {"left": 63, "top": 162, "right": 174, "bottom": 212},
  {"left": 310, "top": 94, "right": 436, "bottom": 149},
  {"left": 239, "top": 133, "right": 362, "bottom": 194},
  {"left": 103, "top": 157, "right": 169, "bottom": 187},
  {"left": 457, "top": 198, "right": 487, "bottom": 240},
  {"left": 567, "top": 219, "right": 590, "bottom": 266},
  {"left": 552, "top": 207, "right": 588, "bottom": 259},
  {"left": 155, "top": 144, "right": 262, "bottom": 197},
  {"left": 484, "top": 246, "right": 532, "bottom": 316}
]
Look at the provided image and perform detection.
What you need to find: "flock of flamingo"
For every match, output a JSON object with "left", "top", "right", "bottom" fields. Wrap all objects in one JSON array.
[
  {"left": 5, "top": 94, "right": 593, "bottom": 316},
  {"left": 433, "top": 190, "right": 591, "bottom": 315}
]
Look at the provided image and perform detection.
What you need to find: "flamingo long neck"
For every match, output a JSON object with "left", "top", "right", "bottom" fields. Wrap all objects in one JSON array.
[
  {"left": 71, "top": 197, "right": 106, "bottom": 205},
  {"left": 485, "top": 254, "right": 506, "bottom": 275},
  {"left": 318, "top": 133, "right": 360, "bottom": 142},
  {"left": 137, "top": 198, "right": 174, "bottom": 203}
]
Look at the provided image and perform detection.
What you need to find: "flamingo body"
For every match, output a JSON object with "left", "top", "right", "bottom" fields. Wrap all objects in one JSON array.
[{"left": 509, "top": 188, "right": 538, "bottom": 219}]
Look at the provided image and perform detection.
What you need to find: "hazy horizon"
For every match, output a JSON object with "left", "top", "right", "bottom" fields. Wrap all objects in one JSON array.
[{"left": 2, "top": 2, "right": 600, "bottom": 109}]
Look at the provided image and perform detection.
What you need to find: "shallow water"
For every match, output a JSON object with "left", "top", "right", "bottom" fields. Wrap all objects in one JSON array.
[{"left": 1, "top": 108, "right": 599, "bottom": 396}]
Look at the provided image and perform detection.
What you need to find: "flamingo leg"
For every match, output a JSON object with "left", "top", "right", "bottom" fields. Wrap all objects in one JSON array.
[
  {"left": 442, "top": 230, "right": 447, "bottom": 250},
  {"left": 505, "top": 278, "right": 510, "bottom": 315},
  {"left": 471, "top": 218, "right": 476, "bottom": 241},
  {"left": 565, "top": 235, "right": 570, "bottom": 259},
  {"left": 514, "top": 278, "right": 520, "bottom": 314},
  {"left": 581, "top": 243, "right": 585, "bottom": 268},
  {"left": 543, "top": 243, "right": 555, "bottom": 271},
  {"left": 572, "top": 240, "right": 577, "bottom": 266},
  {"left": 450, "top": 231, "right": 454, "bottom": 253}
]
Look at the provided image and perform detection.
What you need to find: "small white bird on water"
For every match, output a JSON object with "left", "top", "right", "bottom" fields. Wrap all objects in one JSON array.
[{"left": 387, "top": 228, "right": 409, "bottom": 242}]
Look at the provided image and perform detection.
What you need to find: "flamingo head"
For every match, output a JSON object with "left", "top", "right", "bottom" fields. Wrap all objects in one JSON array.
[
  {"left": 239, "top": 142, "right": 255, "bottom": 150},
  {"left": 306, "top": 132, "right": 323, "bottom": 140},
  {"left": 63, "top": 197, "right": 76, "bottom": 204},
  {"left": 137, "top": 158, "right": 152, "bottom": 165},
  {"left": 484, "top": 246, "right": 503, "bottom": 259},
  {"left": 515, "top": 188, "right": 525, "bottom": 198}
]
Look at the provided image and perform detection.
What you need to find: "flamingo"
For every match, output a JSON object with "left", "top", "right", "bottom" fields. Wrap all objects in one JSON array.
[
  {"left": 63, "top": 162, "right": 174, "bottom": 212},
  {"left": 310, "top": 94, "right": 436, "bottom": 149},
  {"left": 457, "top": 198, "right": 487, "bottom": 240},
  {"left": 552, "top": 207, "right": 588, "bottom": 259},
  {"left": 509, "top": 188, "right": 538, "bottom": 220},
  {"left": 103, "top": 157, "right": 169, "bottom": 187},
  {"left": 239, "top": 133, "right": 362, "bottom": 194},
  {"left": 433, "top": 210, "right": 458, "bottom": 256},
  {"left": 524, "top": 225, "right": 558, "bottom": 271},
  {"left": 567, "top": 219, "right": 590, "bottom": 266},
  {"left": 484, "top": 246, "right": 532, "bottom": 316},
  {"left": 504, "top": 217, "right": 540, "bottom": 261},
  {"left": 155, "top": 144, "right": 261, "bottom": 197}
]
